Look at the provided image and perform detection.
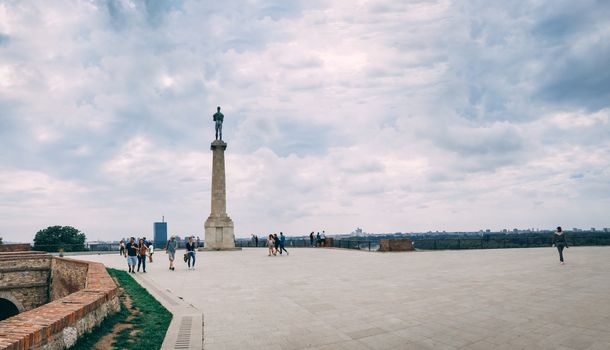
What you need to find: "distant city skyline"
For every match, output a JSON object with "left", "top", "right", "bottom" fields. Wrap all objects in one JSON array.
[{"left": 1, "top": 1, "right": 609, "bottom": 242}]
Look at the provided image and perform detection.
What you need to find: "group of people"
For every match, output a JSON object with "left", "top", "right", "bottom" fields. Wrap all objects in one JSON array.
[
  {"left": 120, "top": 227, "right": 569, "bottom": 271},
  {"left": 120, "top": 237, "right": 154, "bottom": 273},
  {"left": 120, "top": 235, "right": 198, "bottom": 273},
  {"left": 250, "top": 231, "right": 327, "bottom": 250},
  {"left": 309, "top": 231, "right": 326, "bottom": 247},
  {"left": 164, "top": 235, "right": 198, "bottom": 270},
  {"left": 267, "top": 232, "right": 289, "bottom": 256}
]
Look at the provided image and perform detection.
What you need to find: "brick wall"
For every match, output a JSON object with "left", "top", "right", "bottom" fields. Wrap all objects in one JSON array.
[
  {"left": 0, "top": 252, "right": 51, "bottom": 311},
  {"left": 50, "top": 258, "right": 89, "bottom": 301},
  {"left": 322, "top": 237, "right": 334, "bottom": 247},
  {"left": 378, "top": 238, "right": 414, "bottom": 252},
  {"left": 0, "top": 258, "right": 119, "bottom": 350},
  {"left": 0, "top": 245, "right": 31, "bottom": 253}
]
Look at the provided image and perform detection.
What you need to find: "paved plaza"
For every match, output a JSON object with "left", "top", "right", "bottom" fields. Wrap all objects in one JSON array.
[{"left": 77, "top": 247, "right": 610, "bottom": 350}]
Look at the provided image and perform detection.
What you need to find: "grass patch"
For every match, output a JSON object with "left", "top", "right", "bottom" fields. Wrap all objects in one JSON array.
[{"left": 71, "top": 268, "right": 173, "bottom": 350}]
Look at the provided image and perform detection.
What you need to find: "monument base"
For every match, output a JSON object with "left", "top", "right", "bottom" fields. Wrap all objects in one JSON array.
[{"left": 204, "top": 214, "right": 237, "bottom": 250}]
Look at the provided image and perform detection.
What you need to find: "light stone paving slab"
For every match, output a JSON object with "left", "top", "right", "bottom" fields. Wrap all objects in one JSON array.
[{"left": 76, "top": 246, "right": 610, "bottom": 350}]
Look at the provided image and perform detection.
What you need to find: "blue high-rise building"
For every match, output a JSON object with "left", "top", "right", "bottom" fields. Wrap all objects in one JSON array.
[{"left": 154, "top": 221, "right": 167, "bottom": 247}]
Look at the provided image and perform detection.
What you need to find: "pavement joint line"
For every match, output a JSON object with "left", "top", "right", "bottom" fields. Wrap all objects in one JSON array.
[
  {"left": 132, "top": 273, "right": 204, "bottom": 350},
  {"left": 75, "top": 247, "right": 610, "bottom": 350}
]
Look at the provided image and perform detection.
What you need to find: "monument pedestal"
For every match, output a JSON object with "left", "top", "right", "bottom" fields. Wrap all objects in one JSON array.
[
  {"left": 203, "top": 214, "right": 239, "bottom": 250},
  {"left": 202, "top": 140, "right": 240, "bottom": 251}
]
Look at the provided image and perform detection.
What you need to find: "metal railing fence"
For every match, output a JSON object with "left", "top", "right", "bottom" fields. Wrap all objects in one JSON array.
[
  {"left": 331, "top": 235, "right": 610, "bottom": 251},
  {"left": 12, "top": 234, "right": 610, "bottom": 253}
]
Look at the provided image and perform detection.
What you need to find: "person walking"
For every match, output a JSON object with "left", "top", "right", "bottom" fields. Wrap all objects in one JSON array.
[
  {"left": 124, "top": 237, "right": 138, "bottom": 274},
  {"left": 278, "top": 232, "right": 289, "bottom": 255},
  {"left": 316, "top": 232, "right": 321, "bottom": 247},
  {"left": 137, "top": 238, "right": 148, "bottom": 272},
  {"left": 186, "top": 236, "right": 196, "bottom": 269},
  {"left": 119, "top": 239, "right": 125, "bottom": 256},
  {"left": 552, "top": 226, "right": 569, "bottom": 265},
  {"left": 166, "top": 235, "right": 177, "bottom": 271},
  {"left": 309, "top": 232, "right": 314, "bottom": 247},
  {"left": 148, "top": 243, "right": 154, "bottom": 263},
  {"left": 254, "top": 234, "right": 259, "bottom": 247},
  {"left": 273, "top": 233, "right": 280, "bottom": 253},
  {"left": 267, "top": 234, "right": 276, "bottom": 256}
]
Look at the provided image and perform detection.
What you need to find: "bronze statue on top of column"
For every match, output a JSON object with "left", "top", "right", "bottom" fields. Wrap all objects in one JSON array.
[{"left": 213, "top": 106, "right": 224, "bottom": 140}]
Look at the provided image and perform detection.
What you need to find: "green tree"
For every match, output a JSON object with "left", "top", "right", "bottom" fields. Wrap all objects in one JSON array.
[{"left": 33, "top": 226, "right": 86, "bottom": 252}]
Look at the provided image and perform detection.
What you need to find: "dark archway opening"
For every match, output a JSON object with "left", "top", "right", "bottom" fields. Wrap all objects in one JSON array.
[{"left": 0, "top": 298, "right": 20, "bottom": 321}]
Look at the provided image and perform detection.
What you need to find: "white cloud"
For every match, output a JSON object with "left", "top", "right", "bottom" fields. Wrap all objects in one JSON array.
[{"left": 1, "top": 0, "right": 609, "bottom": 242}]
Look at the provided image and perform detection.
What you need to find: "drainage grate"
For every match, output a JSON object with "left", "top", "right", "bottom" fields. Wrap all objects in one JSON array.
[{"left": 174, "top": 316, "right": 193, "bottom": 349}]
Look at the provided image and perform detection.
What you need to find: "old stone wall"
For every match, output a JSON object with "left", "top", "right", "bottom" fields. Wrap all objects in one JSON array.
[
  {"left": 0, "top": 259, "right": 119, "bottom": 350},
  {"left": 0, "top": 252, "right": 51, "bottom": 311},
  {"left": 378, "top": 238, "right": 414, "bottom": 252},
  {"left": 0, "top": 244, "right": 31, "bottom": 253},
  {"left": 50, "top": 258, "right": 88, "bottom": 301}
]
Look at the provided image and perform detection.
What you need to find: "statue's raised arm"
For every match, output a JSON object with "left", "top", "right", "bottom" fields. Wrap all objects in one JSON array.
[{"left": 213, "top": 106, "right": 224, "bottom": 140}]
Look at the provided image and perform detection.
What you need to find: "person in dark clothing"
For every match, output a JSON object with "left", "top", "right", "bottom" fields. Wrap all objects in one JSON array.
[
  {"left": 316, "top": 232, "right": 321, "bottom": 247},
  {"left": 186, "top": 236, "right": 196, "bottom": 269},
  {"left": 552, "top": 226, "right": 569, "bottom": 264},
  {"left": 272, "top": 234, "right": 280, "bottom": 253},
  {"left": 137, "top": 238, "right": 148, "bottom": 272},
  {"left": 254, "top": 235, "right": 259, "bottom": 247},
  {"left": 278, "top": 232, "right": 289, "bottom": 255},
  {"left": 124, "top": 237, "right": 138, "bottom": 274},
  {"left": 309, "top": 232, "right": 314, "bottom": 247}
]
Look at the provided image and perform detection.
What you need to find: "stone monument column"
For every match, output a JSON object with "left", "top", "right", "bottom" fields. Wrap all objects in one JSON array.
[{"left": 203, "top": 109, "right": 238, "bottom": 250}]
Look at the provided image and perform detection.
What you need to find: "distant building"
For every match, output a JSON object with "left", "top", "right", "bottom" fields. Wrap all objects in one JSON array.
[{"left": 154, "top": 221, "right": 168, "bottom": 245}]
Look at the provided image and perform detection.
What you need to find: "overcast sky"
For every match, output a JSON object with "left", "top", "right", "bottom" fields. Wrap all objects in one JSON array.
[{"left": 1, "top": 0, "right": 609, "bottom": 242}]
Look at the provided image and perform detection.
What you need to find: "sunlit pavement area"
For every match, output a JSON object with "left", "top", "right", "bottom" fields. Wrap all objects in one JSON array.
[{"left": 76, "top": 246, "right": 610, "bottom": 350}]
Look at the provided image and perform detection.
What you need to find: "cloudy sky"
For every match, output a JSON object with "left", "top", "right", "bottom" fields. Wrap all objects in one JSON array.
[{"left": 1, "top": 0, "right": 609, "bottom": 242}]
